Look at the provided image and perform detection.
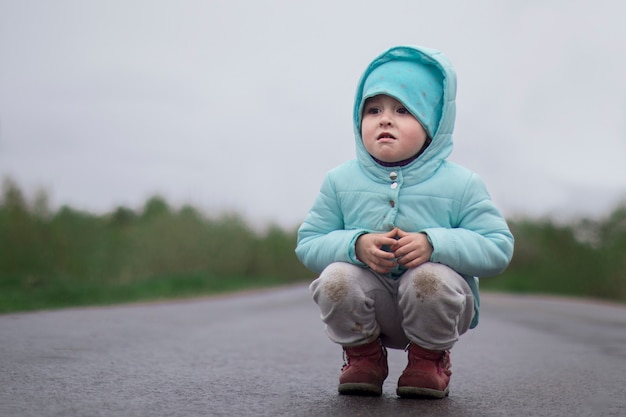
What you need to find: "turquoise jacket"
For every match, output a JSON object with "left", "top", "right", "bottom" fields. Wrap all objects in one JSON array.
[{"left": 295, "top": 46, "right": 514, "bottom": 328}]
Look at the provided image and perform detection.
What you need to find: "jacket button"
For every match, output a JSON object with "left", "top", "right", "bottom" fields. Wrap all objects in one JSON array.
[
  {"left": 390, "top": 182, "right": 398, "bottom": 189},
  {"left": 389, "top": 172, "right": 398, "bottom": 181}
]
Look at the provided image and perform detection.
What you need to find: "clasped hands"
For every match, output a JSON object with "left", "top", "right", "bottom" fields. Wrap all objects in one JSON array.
[{"left": 355, "top": 227, "right": 433, "bottom": 274}]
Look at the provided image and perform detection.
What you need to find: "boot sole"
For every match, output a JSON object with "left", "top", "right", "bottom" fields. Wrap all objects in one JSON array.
[
  {"left": 338, "top": 382, "right": 383, "bottom": 396},
  {"left": 396, "top": 386, "right": 449, "bottom": 399}
]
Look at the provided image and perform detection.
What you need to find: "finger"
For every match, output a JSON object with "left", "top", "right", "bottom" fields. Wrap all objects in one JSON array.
[
  {"left": 374, "top": 248, "right": 397, "bottom": 260},
  {"left": 401, "top": 256, "right": 427, "bottom": 269},
  {"left": 392, "top": 238, "right": 416, "bottom": 255},
  {"left": 395, "top": 228, "right": 409, "bottom": 238},
  {"left": 396, "top": 251, "right": 417, "bottom": 265},
  {"left": 370, "top": 259, "right": 396, "bottom": 274},
  {"left": 370, "top": 250, "right": 397, "bottom": 265},
  {"left": 378, "top": 238, "right": 399, "bottom": 249}
]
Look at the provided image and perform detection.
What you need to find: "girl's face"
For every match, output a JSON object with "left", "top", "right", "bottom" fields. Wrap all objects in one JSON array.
[{"left": 361, "top": 95, "right": 428, "bottom": 163}]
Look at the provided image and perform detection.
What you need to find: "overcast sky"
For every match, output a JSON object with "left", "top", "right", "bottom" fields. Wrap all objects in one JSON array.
[{"left": 1, "top": 0, "right": 625, "bottom": 229}]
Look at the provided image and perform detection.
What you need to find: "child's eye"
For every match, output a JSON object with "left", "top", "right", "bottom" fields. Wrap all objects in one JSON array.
[
  {"left": 365, "top": 107, "right": 381, "bottom": 114},
  {"left": 397, "top": 107, "right": 410, "bottom": 114}
]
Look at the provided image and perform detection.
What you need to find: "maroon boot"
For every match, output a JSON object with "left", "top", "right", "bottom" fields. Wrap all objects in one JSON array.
[
  {"left": 338, "top": 339, "right": 388, "bottom": 396},
  {"left": 396, "top": 343, "right": 452, "bottom": 399}
]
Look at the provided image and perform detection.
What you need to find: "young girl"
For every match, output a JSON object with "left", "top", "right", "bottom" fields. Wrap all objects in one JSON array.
[{"left": 296, "top": 45, "right": 514, "bottom": 399}]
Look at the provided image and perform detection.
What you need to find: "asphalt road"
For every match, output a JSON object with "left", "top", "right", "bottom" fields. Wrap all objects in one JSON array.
[{"left": 1, "top": 284, "right": 625, "bottom": 417}]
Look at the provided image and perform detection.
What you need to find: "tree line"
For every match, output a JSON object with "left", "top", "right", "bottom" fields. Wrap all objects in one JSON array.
[{"left": 1, "top": 177, "right": 624, "bottom": 312}]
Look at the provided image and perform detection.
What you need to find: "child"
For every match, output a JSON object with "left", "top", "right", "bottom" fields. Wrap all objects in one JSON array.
[{"left": 295, "top": 45, "right": 514, "bottom": 399}]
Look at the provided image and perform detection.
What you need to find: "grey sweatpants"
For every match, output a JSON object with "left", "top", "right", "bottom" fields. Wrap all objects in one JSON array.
[{"left": 310, "top": 262, "right": 475, "bottom": 351}]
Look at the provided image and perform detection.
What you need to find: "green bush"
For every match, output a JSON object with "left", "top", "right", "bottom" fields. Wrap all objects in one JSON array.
[
  {"left": 1, "top": 176, "right": 624, "bottom": 313},
  {"left": 481, "top": 209, "right": 626, "bottom": 301},
  {"left": 0, "top": 177, "right": 314, "bottom": 313}
]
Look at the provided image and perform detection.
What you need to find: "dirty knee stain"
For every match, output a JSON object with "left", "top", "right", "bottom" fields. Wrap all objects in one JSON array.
[
  {"left": 413, "top": 271, "right": 440, "bottom": 301},
  {"left": 324, "top": 275, "right": 349, "bottom": 303},
  {"left": 351, "top": 322, "right": 363, "bottom": 333}
]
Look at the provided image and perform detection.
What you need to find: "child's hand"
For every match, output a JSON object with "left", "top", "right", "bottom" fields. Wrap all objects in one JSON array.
[
  {"left": 355, "top": 229, "right": 399, "bottom": 274},
  {"left": 390, "top": 228, "right": 433, "bottom": 269}
]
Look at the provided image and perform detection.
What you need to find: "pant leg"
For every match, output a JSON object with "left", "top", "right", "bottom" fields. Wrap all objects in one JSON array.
[
  {"left": 397, "top": 262, "right": 475, "bottom": 351},
  {"left": 309, "top": 262, "right": 409, "bottom": 348}
]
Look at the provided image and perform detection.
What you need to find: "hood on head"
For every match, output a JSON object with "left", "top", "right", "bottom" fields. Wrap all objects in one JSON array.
[
  {"left": 360, "top": 59, "right": 443, "bottom": 138},
  {"left": 353, "top": 46, "right": 457, "bottom": 173}
]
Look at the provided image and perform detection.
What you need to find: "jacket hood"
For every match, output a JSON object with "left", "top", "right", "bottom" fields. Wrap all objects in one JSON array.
[{"left": 353, "top": 46, "right": 457, "bottom": 181}]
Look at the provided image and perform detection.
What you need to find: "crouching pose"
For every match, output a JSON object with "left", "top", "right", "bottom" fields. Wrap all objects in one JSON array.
[{"left": 296, "top": 45, "right": 514, "bottom": 399}]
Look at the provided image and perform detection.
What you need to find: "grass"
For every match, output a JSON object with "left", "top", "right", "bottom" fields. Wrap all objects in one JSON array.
[
  {"left": 2, "top": 178, "right": 624, "bottom": 314},
  {"left": 0, "top": 273, "right": 300, "bottom": 314}
]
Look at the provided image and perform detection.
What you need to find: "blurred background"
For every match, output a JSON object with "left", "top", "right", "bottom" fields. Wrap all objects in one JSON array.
[{"left": 1, "top": 0, "right": 625, "bottom": 313}]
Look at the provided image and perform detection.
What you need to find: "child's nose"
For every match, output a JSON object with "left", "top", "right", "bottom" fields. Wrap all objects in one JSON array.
[{"left": 379, "top": 112, "right": 393, "bottom": 126}]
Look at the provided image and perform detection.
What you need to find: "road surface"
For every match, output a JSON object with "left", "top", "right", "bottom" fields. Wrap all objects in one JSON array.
[{"left": 1, "top": 284, "right": 625, "bottom": 417}]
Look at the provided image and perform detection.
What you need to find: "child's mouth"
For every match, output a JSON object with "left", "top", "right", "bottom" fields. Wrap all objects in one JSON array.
[{"left": 377, "top": 132, "right": 396, "bottom": 140}]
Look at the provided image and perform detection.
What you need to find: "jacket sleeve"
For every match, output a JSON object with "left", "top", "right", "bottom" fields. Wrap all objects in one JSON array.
[
  {"left": 421, "top": 173, "right": 514, "bottom": 277},
  {"left": 295, "top": 173, "right": 366, "bottom": 274}
]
